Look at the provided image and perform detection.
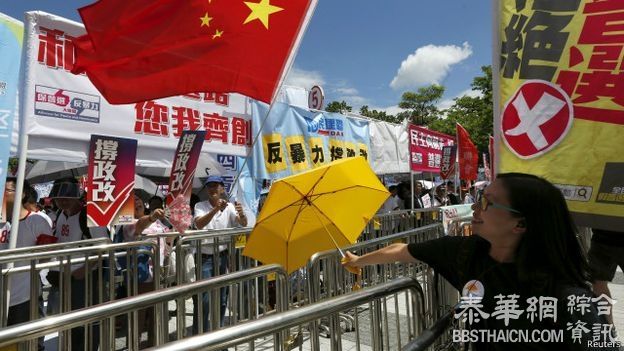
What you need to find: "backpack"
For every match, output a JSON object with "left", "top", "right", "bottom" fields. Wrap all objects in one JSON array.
[{"left": 113, "top": 226, "right": 152, "bottom": 284}]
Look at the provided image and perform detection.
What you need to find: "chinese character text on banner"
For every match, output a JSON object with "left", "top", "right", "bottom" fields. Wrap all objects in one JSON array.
[
  {"left": 86, "top": 135, "right": 137, "bottom": 227},
  {"left": 496, "top": 0, "right": 624, "bottom": 229},
  {"left": 167, "top": 130, "right": 206, "bottom": 205},
  {"left": 408, "top": 124, "right": 454, "bottom": 173}
]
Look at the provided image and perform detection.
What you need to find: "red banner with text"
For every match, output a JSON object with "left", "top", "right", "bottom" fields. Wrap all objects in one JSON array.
[
  {"left": 86, "top": 135, "right": 137, "bottom": 227},
  {"left": 408, "top": 124, "right": 454, "bottom": 173}
]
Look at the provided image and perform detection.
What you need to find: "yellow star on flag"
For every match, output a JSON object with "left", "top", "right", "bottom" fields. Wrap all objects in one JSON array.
[
  {"left": 213, "top": 29, "right": 223, "bottom": 39},
  {"left": 200, "top": 13, "right": 213, "bottom": 27},
  {"left": 243, "top": 0, "right": 283, "bottom": 29}
]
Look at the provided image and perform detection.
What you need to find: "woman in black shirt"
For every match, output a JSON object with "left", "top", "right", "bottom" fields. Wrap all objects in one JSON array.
[{"left": 343, "top": 173, "right": 620, "bottom": 351}]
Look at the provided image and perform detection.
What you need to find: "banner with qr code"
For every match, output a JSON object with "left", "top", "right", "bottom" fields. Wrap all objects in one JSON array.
[
  {"left": 86, "top": 135, "right": 137, "bottom": 227},
  {"left": 18, "top": 12, "right": 251, "bottom": 169},
  {"left": 495, "top": 0, "right": 624, "bottom": 229}
]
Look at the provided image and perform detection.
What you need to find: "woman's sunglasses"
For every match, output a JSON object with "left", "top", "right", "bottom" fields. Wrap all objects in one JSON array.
[{"left": 476, "top": 191, "right": 522, "bottom": 214}]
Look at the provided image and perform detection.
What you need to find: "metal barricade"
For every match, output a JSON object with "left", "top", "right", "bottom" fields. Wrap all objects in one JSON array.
[
  {"left": 0, "top": 264, "right": 287, "bottom": 351},
  {"left": 149, "top": 277, "right": 424, "bottom": 351},
  {"left": 361, "top": 209, "right": 441, "bottom": 241},
  {"left": 0, "top": 240, "right": 160, "bottom": 351},
  {"left": 304, "top": 223, "right": 446, "bottom": 349},
  {"left": 163, "top": 227, "right": 288, "bottom": 341}
]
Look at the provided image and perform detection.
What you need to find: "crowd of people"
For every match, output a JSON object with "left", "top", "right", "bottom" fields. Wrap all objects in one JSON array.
[
  {"left": 1, "top": 172, "right": 622, "bottom": 350},
  {"left": 378, "top": 179, "right": 478, "bottom": 214},
  {"left": 0, "top": 174, "right": 247, "bottom": 349}
]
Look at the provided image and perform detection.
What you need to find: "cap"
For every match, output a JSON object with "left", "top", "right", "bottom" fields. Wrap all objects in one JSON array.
[
  {"left": 205, "top": 175, "right": 225, "bottom": 185},
  {"left": 49, "top": 181, "right": 82, "bottom": 199}
]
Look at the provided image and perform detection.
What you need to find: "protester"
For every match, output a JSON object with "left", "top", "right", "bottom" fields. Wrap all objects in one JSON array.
[
  {"left": 114, "top": 193, "right": 167, "bottom": 347},
  {"left": 432, "top": 184, "right": 451, "bottom": 207},
  {"left": 462, "top": 186, "right": 475, "bottom": 204},
  {"left": 47, "top": 176, "right": 108, "bottom": 351},
  {"left": 1, "top": 178, "right": 50, "bottom": 350},
  {"left": 588, "top": 228, "right": 624, "bottom": 324},
  {"left": 378, "top": 185, "right": 400, "bottom": 214},
  {"left": 192, "top": 175, "right": 247, "bottom": 333},
  {"left": 343, "top": 173, "right": 616, "bottom": 350}
]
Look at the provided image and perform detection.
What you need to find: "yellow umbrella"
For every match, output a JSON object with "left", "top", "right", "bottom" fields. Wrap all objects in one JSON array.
[{"left": 242, "top": 157, "right": 390, "bottom": 274}]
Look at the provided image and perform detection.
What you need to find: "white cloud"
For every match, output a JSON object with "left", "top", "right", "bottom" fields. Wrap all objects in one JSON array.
[
  {"left": 284, "top": 67, "right": 326, "bottom": 89},
  {"left": 390, "top": 42, "right": 473, "bottom": 90},
  {"left": 335, "top": 87, "right": 359, "bottom": 95}
]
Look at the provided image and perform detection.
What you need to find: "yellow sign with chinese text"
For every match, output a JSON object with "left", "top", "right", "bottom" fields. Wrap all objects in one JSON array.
[
  {"left": 496, "top": 0, "right": 624, "bottom": 229},
  {"left": 263, "top": 133, "right": 287, "bottom": 174},
  {"left": 285, "top": 135, "right": 310, "bottom": 173}
]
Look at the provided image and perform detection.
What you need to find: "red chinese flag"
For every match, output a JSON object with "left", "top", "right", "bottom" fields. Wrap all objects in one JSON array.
[
  {"left": 456, "top": 123, "right": 478, "bottom": 181},
  {"left": 72, "top": 0, "right": 317, "bottom": 104}
]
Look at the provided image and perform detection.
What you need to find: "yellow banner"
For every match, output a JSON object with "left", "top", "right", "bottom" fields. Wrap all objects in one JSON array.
[
  {"left": 262, "top": 133, "right": 287, "bottom": 174},
  {"left": 285, "top": 135, "right": 310, "bottom": 173},
  {"left": 497, "top": 0, "right": 624, "bottom": 229},
  {"left": 308, "top": 136, "right": 328, "bottom": 168}
]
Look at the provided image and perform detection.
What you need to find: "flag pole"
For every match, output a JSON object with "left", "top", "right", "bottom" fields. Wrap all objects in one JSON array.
[
  {"left": 227, "top": 0, "right": 319, "bottom": 201},
  {"left": 5, "top": 11, "right": 38, "bottom": 319}
]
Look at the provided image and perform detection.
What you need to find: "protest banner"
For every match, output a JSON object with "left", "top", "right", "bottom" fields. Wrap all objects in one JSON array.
[
  {"left": 166, "top": 130, "right": 206, "bottom": 204},
  {"left": 440, "top": 145, "right": 457, "bottom": 180},
  {"left": 250, "top": 101, "right": 370, "bottom": 179},
  {"left": 495, "top": 0, "right": 624, "bottom": 229},
  {"left": 86, "top": 135, "right": 137, "bottom": 227},
  {"left": 408, "top": 124, "right": 454, "bottom": 173}
]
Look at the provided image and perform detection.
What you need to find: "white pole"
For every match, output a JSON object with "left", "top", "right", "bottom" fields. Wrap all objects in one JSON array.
[
  {"left": 8, "top": 12, "right": 36, "bottom": 251},
  {"left": 410, "top": 172, "right": 414, "bottom": 210},
  {"left": 492, "top": 0, "right": 502, "bottom": 177},
  {"left": 6, "top": 11, "right": 37, "bottom": 318}
]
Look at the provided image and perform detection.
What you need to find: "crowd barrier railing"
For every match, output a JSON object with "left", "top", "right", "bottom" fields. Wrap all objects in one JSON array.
[
  {"left": 0, "top": 264, "right": 287, "bottom": 351},
  {"left": 305, "top": 223, "right": 447, "bottom": 348},
  {"left": 148, "top": 276, "right": 424, "bottom": 351},
  {"left": 0, "top": 239, "right": 161, "bottom": 350},
  {"left": 360, "top": 209, "right": 441, "bottom": 241}
]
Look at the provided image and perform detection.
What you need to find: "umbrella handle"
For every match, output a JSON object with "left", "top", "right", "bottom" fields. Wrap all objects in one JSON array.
[{"left": 311, "top": 206, "right": 345, "bottom": 258}]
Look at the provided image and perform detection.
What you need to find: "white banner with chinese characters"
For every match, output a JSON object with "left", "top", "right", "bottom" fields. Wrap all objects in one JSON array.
[
  {"left": 369, "top": 120, "right": 410, "bottom": 174},
  {"left": 18, "top": 11, "right": 251, "bottom": 168}
]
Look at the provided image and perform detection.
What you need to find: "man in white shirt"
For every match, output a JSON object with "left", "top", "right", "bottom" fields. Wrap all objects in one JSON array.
[
  {"left": 2, "top": 178, "right": 49, "bottom": 350},
  {"left": 379, "top": 185, "right": 400, "bottom": 214},
  {"left": 47, "top": 177, "right": 108, "bottom": 351},
  {"left": 192, "top": 175, "right": 247, "bottom": 333}
]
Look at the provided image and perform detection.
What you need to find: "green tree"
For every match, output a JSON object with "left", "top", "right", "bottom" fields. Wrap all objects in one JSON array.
[
  {"left": 325, "top": 100, "right": 352, "bottom": 114},
  {"left": 396, "top": 84, "right": 445, "bottom": 125},
  {"left": 428, "top": 66, "right": 492, "bottom": 154},
  {"left": 359, "top": 105, "right": 399, "bottom": 123}
]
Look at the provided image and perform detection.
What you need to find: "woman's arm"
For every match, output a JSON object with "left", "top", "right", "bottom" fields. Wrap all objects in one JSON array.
[{"left": 342, "top": 243, "right": 418, "bottom": 270}]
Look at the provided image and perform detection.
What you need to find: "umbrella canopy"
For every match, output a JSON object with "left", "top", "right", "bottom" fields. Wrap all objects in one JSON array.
[{"left": 242, "top": 157, "right": 389, "bottom": 274}]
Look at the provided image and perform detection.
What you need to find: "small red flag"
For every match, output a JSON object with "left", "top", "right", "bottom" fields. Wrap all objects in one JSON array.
[
  {"left": 72, "top": 0, "right": 317, "bottom": 104},
  {"left": 456, "top": 123, "right": 478, "bottom": 181}
]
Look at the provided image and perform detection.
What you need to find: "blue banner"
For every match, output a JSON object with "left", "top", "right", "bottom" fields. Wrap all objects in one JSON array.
[
  {"left": 250, "top": 101, "right": 371, "bottom": 180},
  {"left": 0, "top": 14, "right": 23, "bottom": 221}
]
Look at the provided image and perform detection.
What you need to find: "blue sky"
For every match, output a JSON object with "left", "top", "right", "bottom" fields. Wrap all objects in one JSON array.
[{"left": 2, "top": 0, "right": 492, "bottom": 114}]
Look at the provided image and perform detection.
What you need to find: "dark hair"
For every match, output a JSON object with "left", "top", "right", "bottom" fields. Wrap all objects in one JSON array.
[
  {"left": 22, "top": 181, "right": 38, "bottom": 206},
  {"left": 148, "top": 195, "right": 163, "bottom": 207},
  {"left": 497, "top": 173, "right": 591, "bottom": 295},
  {"left": 388, "top": 185, "right": 397, "bottom": 192}
]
